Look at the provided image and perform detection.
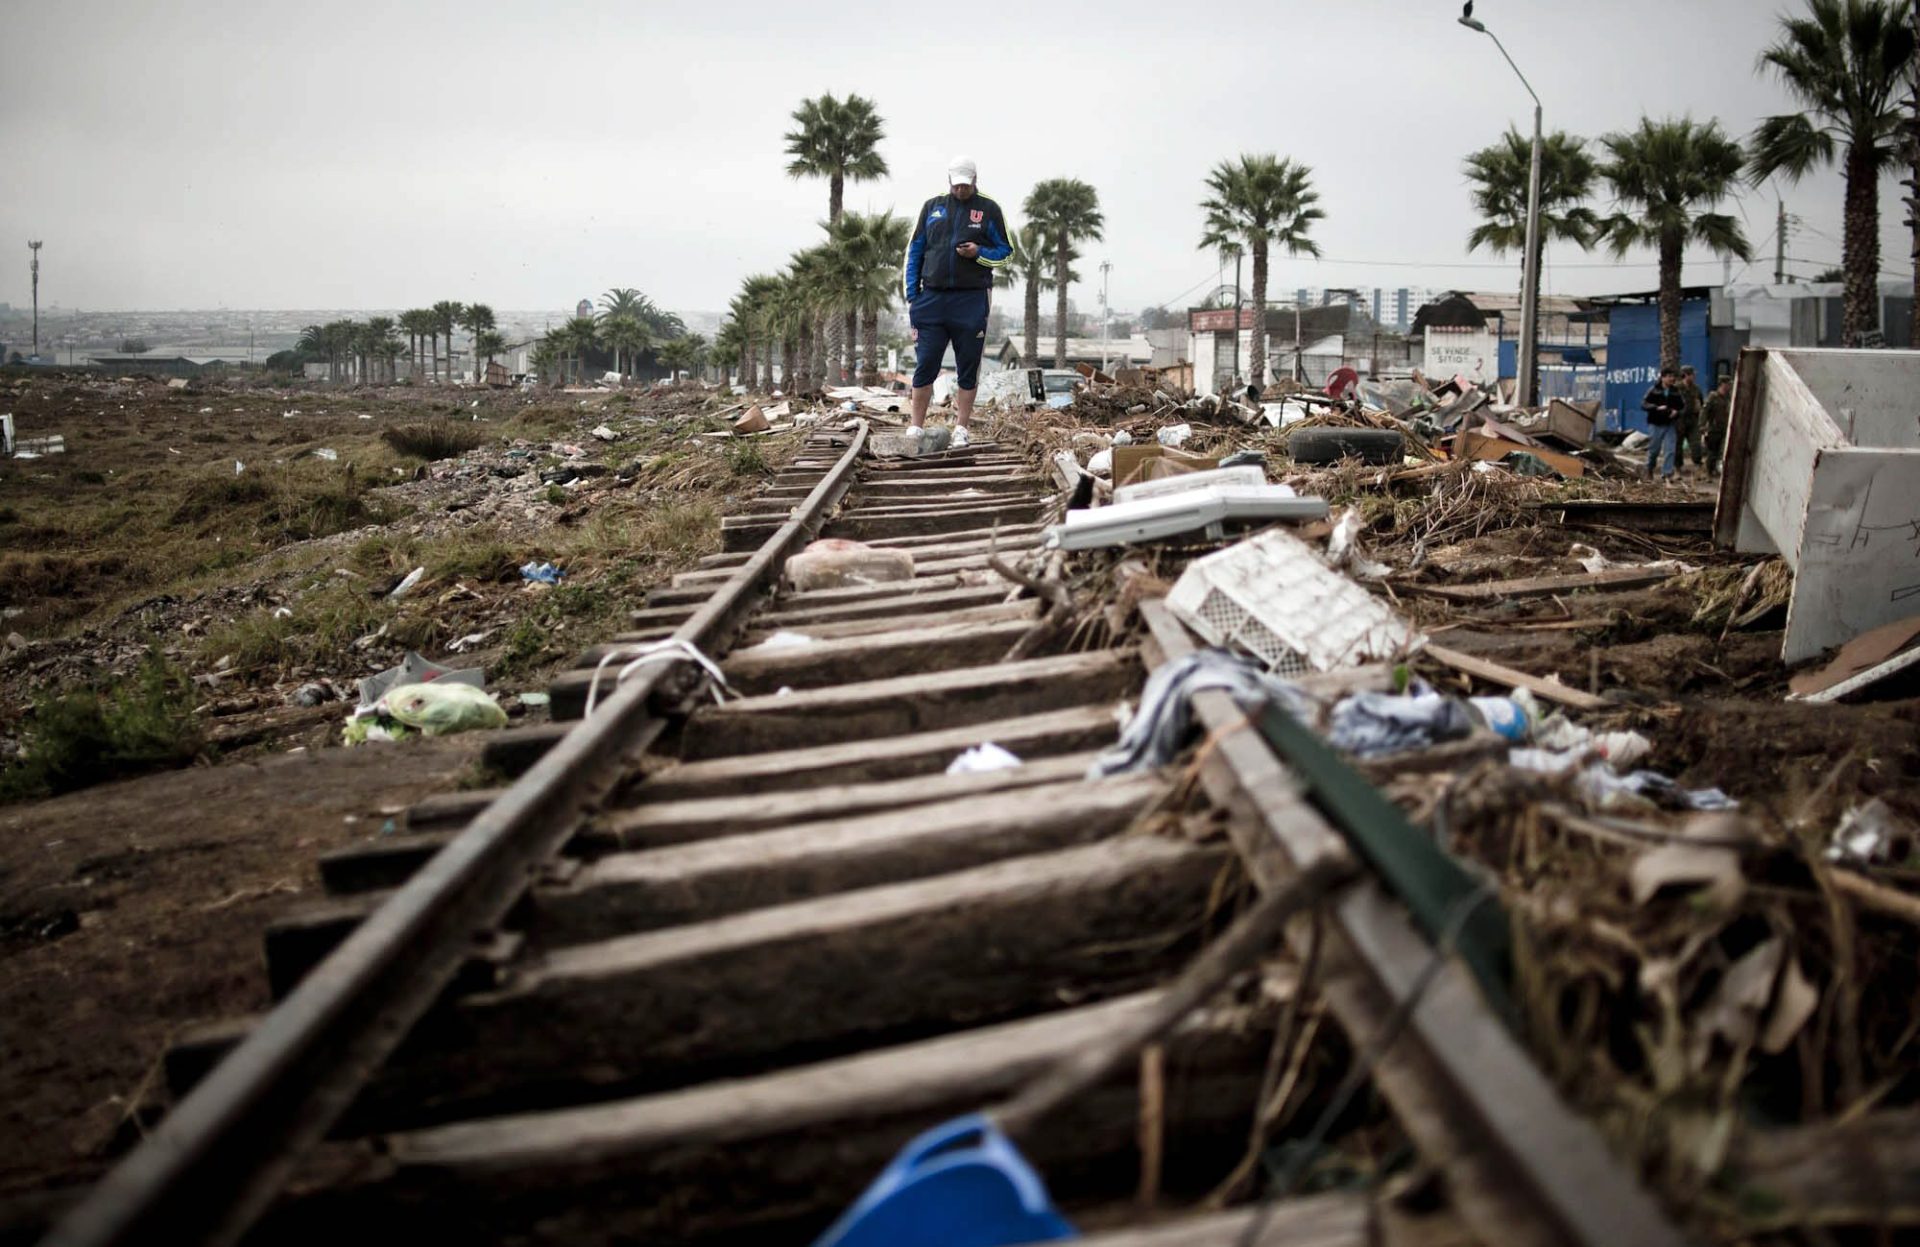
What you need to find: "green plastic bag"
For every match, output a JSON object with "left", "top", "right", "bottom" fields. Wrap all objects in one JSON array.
[{"left": 343, "top": 681, "right": 507, "bottom": 746}]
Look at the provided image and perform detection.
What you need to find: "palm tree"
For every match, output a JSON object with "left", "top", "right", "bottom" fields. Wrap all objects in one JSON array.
[
  {"left": 598, "top": 313, "right": 650, "bottom": 381},
  {"left": 830, "top": 211, "right": 911, "bottom": 384},
  {"left": 1598, "top": 117, "right": 1753, "bottom": 369},
  {"left": 557, "top": 316, "right": 600, "bottom": 384},
  {"left": 1465, "top": 129, "right": 1600, "bottom": 395},
  {"left": 682, "top": 333, "right": 709, "bottom": 381},
  {"left": 734, "top": 274, "right": 783, "bottom": 392},
  {"left": 430, "top": 301, "right": 464, "bottom": 382},
  {"left": 786, "top": 93, "right": 888, "bottom": 380},
  {"left": 396, "top": 309, "right": 429, "bottom": 381},
  {"left": 1197, "top": 156, "right": 1324, "bottom": 389},
  {"left": 364, "top": 316, "right": 399, "bottom": 382},
  {"left": 1009, "top": 224, "right": 1074, "bottom": 368},
  {"left": 712, "top": 319, "right": 746, "bottom": 385},
  {"left": 600, "top": 287, "right": 645, "bottom": 321},
  {"left": 458, "top": 304, "right": 496, "bottom": 382},
  {"left": 1751, "top": 0, "right": 1915, "bottom": 345},
  {"left": 1025, "top": 179, "right": 1105, "bottom": 368},
  {"left": 785, "top": 93, "right": 889, "bottom": 224},
  {"left": 474, "top": 329, "right": 506, "bottom": 381}
]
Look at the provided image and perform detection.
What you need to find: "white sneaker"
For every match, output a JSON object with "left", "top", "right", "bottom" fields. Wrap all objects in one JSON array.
[
  {"left": 901, "top": 425, "right": 923, "bottom": 453},
  {"left": 951, "top": 425, "right": 971, "bottom": 448}
]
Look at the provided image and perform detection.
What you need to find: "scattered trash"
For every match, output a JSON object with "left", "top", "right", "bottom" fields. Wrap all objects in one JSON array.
[
  {"left": 234, "top": 460, "right": 245, "bottom": 475},
  {"left": 386, "top": 566, "right": 427, "bottom": 600},
  {"left": 787, "top": 539, "right": 914, "bottom": 591},
  {"left": 590, "top": 424, "right": 618, "bottom": 442},
  {"left": 947, "top": 743, "right": 1023, "bottom": 775},
  {"left": 1046, "top": 483, "right": 1326, "bottom": 551},
  {"left": 1093, "top": 649, "right": 1317, "bottom": 777},
  {"left": 519, "top": 561, "right": 564, "bottom": 585},
  {"left": 1787, "top": 613, "right": 1920, "bottom": 703},
  {"left": 518, "top": 691, "right": 551, "bottom": 708},
  {"left": 1325, "top": 508, "right": 1392, "bottom": 581},
  {"left": 344, "top": 681, "right": 507, "bottom": 745},
  {"left": 731, "top": 405, "right": 771, "bottom": 435},
  {"left": 1155, "top": 423, "right": 1192, "bottom": 448},
  {"left": 447, "top": 630, "right": 495, "bottom": 654},
  {"left": 166, "top": 378, "right": 189, "bottom": 390},
  {"left": 1826, "top": 798, "right": 1916, "bottom": 865},
  {"left": 271, "top": 607, "right": 293, "bottom": 620},
  {"left": 356, "top": 650, "right": 485, "bottom": 710},
  {"left": 288, "top": 682, "right": 333, "bottom": 708},
  {"left": 312, "top": 448, "right": 339, "bottom": 462},
  {"left": 1326, "top": 689, "right": 1476, "bottom": 757}
]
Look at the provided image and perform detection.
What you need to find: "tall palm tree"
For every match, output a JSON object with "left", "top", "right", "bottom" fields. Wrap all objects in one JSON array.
[
  {"left": 1197, "top": 156, "right": 1324, "bottom": 389},
  {"left": 364, "top": 316, "right": 399, "bottom": 382},
  {"left": 396, "top": 309, "right": 426, "bottom": 381},
  {"left": 1025, "top": 179, "right": 1105, "bottom": 368},
  {"left": 734, "top": 274, "right": 783, "bottom": 392},
  {"left": 1465, "top": 129, "right": 1600, "bottom": 396},
  {"left": 1751, "top": 0, "right": 1915, "bottom": 345},
  {"left": 458, "top": 304, "right": 495, "bottom": 382},
  {"left": 559, "top": 315, "right": 600, "bottom": 384},
  {"left": 430, "top": 300, "right": 464, "bottom": 382},
  {"left": 1598, "top": 117, "right": 1753, "bottom": 369},
  {"left": 1009, "top": 224, "right": 1074, "bottom": 368},
  {"left": 474, "top": 329, "right": 506, "bottom": 381},
  {"left": 786, "top": 93, "right": 888, "bottom": 379},
  {"left": 600, "top": 287, "right": 646, "bottom": 321},
  {"left": 599, "top": 314, "right": 650, "bottom": 381},
  {"left": 712, "top": 319, "right": 746, "bottom": 385},
  {"left": 784, "top": 93, "right": 889, "bottom": 225},
  {"left": 830, "top": 211, "right": 911, "bottom": 384}
]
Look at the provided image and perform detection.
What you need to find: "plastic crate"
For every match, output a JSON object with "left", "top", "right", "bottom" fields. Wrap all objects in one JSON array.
[{"left": 1167, "top": 529, "right": 1422, "bottom": 675}]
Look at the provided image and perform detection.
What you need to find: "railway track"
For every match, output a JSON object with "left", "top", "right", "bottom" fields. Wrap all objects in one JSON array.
[{"left": 39, "top": 420, "right": 1693, "bottom": 1247}]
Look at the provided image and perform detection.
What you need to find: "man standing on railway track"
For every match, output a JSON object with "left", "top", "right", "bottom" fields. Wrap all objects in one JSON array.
[{"left": 901, "top": 155, "right": 1012, "bottom": 452}]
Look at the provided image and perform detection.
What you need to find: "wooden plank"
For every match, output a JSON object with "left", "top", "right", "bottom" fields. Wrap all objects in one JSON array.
[
  {"left": 1714, "top": 345, "right": 1768, "bottom": 548},
  {"left": 821, "top": 506, "right": 1045, "bottom": 543},
  {"left": 1421, "top": 643, "right": 1609, "bottom": 711},
  {"left": 479, "top": 722, "right": 570, "bottom": 777},
  {"left": 680, "top": 648, "right": 1138, "bottom": 758},
  {"left": 716, "top": 616, "right": 1035, "bottom": 694},
  {"left": 861, "top": 521, "right": 1047, "bottom": 550},
  {"left": 1456, "top": 429, "right": 1585, "bottom": 478},
  {"left": 634, "top": 703, "right": 1119, "bottom": 800},
  {"left": 352, "top": 837, "right": 1227, "bottom": 1129},
  {"left": 1139, "top": 600, "right": 1687, "bottom": 1247},
  {"left": 593, "top": 750, "right": 1103, "bottom": 846},
  {"left": 741, "top": 599, "right": 1033, "bottom": 644},
  {"left": 749, "top": 582, "right": 1019, "bottom": 630},
  {"left": 539, "top": 774, "right": 1165, "bottom": 940},
  {"left": 1728, "top": 1109, "right": 1920, "bottom": 1230},
  {"left": 1405, "top": 567, "right": 1671, "bottom": 602},
  {"left": 265, "top": 994, "right": 1272, "bottom": 1246}
]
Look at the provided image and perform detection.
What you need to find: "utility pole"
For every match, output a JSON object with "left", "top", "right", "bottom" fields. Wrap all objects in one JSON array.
[
  {"left": 1099, "top": 259, "right": 1111, "bottom": 372},
  {"left": 1775, "top": 200, "right": 1787, "bottom": 286},
  {"left": 29, "top": 241, "right": 42, "bottom": 358},
  {"left": 1231, "top": 248, "right": 1243, "bottom": 387},
  {"left": 1460, "top": 13, "right": 1541, "bottom": 407}
]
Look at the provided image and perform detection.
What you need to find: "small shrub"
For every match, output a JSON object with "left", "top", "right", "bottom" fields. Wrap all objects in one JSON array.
[
  {"left": 0, "top": 655, "right": 207, "bottom": 802},
  {"left": 726, "top": 441, "right": 768, "bottom": 478},
  {"left": 382, "top": 421, "right": 487, "bottom": 461},
  {"left": 545, "top": 485, "right": 568, "bottom": 506}
]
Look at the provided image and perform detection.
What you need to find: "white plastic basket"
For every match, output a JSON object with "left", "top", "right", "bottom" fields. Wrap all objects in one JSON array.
[{"left": 1167, "top": 529, "right": 1422, "bottom": 675}]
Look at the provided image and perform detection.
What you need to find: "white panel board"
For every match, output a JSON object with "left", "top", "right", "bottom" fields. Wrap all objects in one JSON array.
[
  {"left": 1784, "top": 447, "right": 1920, "bottom": 662},
  {"left": 1772, "top": 349, "right": 1920, "bottom": 450},
  {"left": 1736, "top": 351, "right": 1844, "bottom": 563}
]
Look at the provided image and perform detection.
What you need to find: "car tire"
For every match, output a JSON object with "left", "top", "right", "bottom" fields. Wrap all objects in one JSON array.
[{"left": 1287, "top": 426, "right": 1404, "bottom": 466}]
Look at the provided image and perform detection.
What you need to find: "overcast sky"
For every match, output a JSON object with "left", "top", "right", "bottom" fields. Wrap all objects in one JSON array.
[{"left": 1, "top": 0, "right": 1907, "bottom": 316}]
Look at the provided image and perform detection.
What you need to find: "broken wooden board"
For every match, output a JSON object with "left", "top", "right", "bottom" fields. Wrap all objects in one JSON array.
[
  {"left": 1422, "top": 644, "right": 1608, "bottom": 711},
  {"left": 1406, "top": 567, "right": 1672, "bottom": 603},
  {"left": 1456, "top": 429, "right": 1586, "bottom": 478}
]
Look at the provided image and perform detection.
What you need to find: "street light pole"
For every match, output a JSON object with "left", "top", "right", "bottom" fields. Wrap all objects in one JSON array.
[
  {"left": 1461, "top": 10, "right": 1542, "bottom": 408},
  {"left": 29, "top": 240, "right": 42, "bottom": 358},
  {"left": 1099, "top": 259, "right": 1111, "bottom": 372}
]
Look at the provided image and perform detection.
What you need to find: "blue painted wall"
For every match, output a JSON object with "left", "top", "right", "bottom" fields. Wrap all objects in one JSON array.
[{"left": 1603, "top": 299, "right": 1711, "bottom": 432}]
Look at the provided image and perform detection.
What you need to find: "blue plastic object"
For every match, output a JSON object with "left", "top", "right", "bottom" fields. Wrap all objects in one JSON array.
[{"left": 811, "top": 1113, "right": 1078, "bottom": 1247}]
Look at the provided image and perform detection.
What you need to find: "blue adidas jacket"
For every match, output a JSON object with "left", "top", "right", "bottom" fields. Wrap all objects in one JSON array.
[{"left": 901, "top": 192, "right": 1012, "bottom": 300}]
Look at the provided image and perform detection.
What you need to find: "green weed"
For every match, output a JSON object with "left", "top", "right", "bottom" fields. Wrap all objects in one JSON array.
[
  {"left": 0, "top": 654, "right": 208, "bottom": 802},
  {"left": 381, "top": 421, "right": 487, "bottom": 461}
]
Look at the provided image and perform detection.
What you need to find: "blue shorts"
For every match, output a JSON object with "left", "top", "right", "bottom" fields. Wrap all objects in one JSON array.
[{"left": 909, "top": 287, "right": 991, "bottom": 390}]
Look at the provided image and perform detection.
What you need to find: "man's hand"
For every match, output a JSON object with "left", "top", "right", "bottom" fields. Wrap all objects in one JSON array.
[
  {"left": 956, "top": 242, "right": 980, "bottom": 259},
  {"left": 910, "top": 327, "right": 919, "bottom": 343}
]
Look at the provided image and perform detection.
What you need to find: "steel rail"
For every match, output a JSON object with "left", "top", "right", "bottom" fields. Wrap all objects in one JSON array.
[
  {"left": 42, "top": 423, "right": 870, "bottom": 1247},
  {"left": 1138, "top": 599, "right": 1693, "bottom": 1247}
]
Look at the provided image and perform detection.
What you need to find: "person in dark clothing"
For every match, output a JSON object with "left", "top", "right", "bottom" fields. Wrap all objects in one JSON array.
[
  {"left": 900, "top": 155, "right": 1012, "bottom": 450},
  {"left": 1674, "top": 364, "right": 1705, "bottom": 472},
  {"left": 1641, "top": 366, "right": 1685, "bottom": 480},
  {"left": 1702, "top": 376, "right": 1731, "bottom": 474}
]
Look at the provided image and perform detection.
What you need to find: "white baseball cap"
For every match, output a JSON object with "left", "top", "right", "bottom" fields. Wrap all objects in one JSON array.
[{"left": 947, "top": 155, "right": 977, "bottom": 186}]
